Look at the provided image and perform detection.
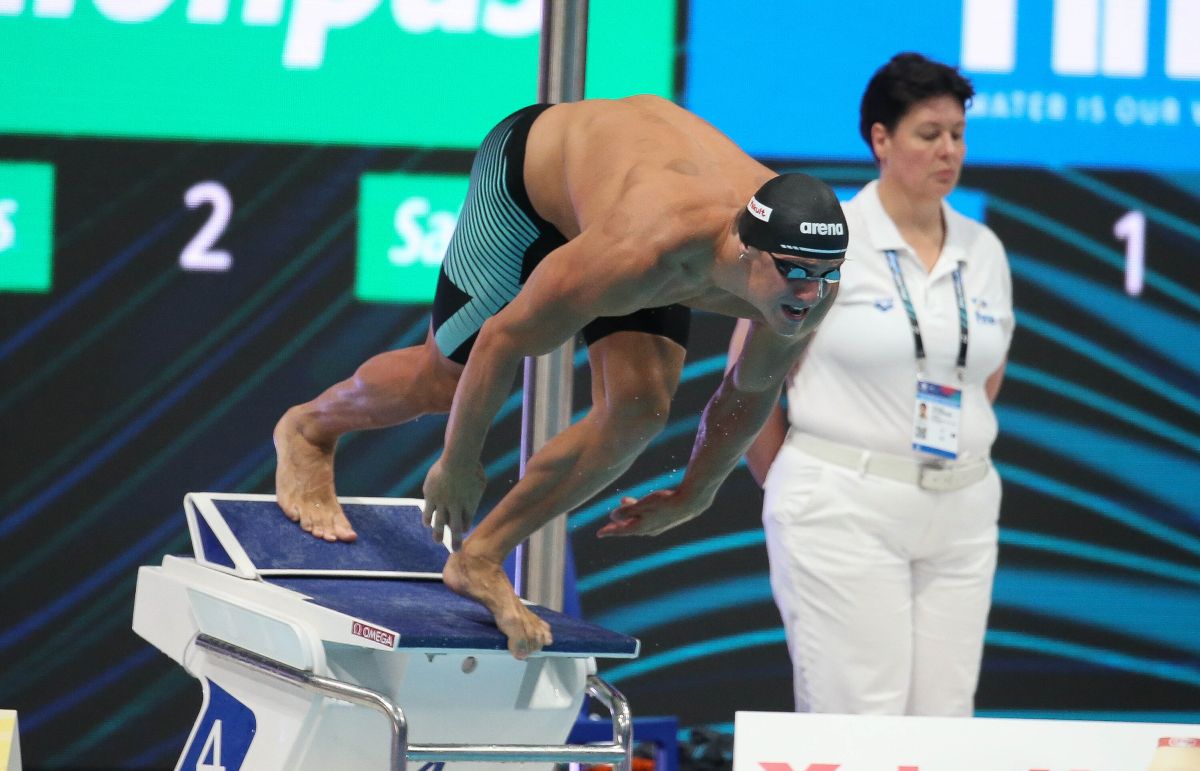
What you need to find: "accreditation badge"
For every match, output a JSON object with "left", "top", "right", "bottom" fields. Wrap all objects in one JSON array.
[{"left": 912, "top": 379, "right": 962, "bottom": 459}]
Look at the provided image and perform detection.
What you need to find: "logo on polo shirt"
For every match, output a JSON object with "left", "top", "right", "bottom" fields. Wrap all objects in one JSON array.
[{"left": 972, "top": 296, "right": 997, "bottom": 324}]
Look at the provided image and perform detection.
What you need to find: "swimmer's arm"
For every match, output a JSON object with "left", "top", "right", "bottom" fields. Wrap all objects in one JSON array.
[
  {"left": 722, "top": 287, "right": 833, "bottom": 490},
  {"left": 725, "top": 318, "right": 796, "bottom": 488},
  {"left": 601, "top": 320, "right": 803, "bottom": 536},
  {"left": 438, "top": 236, "right": 650, "bottom": 471},
  {"left": 680, "top": 319, "right": 801, "bottom": 501},
  {"left": 424, "top": 237, "right": 646, "bottom": 543}
]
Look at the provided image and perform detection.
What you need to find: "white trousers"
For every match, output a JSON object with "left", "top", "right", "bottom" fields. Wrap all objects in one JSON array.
[{"left": 762, "top": 441, "right": 1001, "bottom": 716}]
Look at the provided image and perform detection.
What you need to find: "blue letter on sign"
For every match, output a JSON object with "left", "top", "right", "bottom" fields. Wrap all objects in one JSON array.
[{"left": 179, "top": 680, "right": 256, "bottom": 771}]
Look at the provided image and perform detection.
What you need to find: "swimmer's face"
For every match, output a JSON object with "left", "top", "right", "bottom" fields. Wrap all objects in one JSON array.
[
  {"left": 768, "top": 254, "right": 842, "bottom": 284},
  {"left": 744, "top": 246, "right": 844, "bottom": 335}
]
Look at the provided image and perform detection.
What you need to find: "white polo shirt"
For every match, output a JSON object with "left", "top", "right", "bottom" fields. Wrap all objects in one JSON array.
[{"left": 787, "top": 180, "right": 1015, "bottom": 460}]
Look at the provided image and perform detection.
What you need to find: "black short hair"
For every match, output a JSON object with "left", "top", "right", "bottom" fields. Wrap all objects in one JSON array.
[{"left": 858, "top": 52, "right": 975, "bottom": 160}]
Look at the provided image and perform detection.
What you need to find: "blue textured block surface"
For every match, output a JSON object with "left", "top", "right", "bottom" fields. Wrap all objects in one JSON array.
[
  {"left": 272, "top": 576, "right": 639, "bottom": 656},
  {"left": 195, "top": 511, "right": 236, "bottom": 569},
  {"left": 211, "top": 499, "right": 448, "bottom": 574}
]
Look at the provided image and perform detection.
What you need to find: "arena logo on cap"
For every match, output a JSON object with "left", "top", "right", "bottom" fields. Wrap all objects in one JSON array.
[
  {"left": 799, "top": 221, "right": 844, "bottom": 235},
  {"left": 747, "top": 196, "right": 772, "bottom": 222}
]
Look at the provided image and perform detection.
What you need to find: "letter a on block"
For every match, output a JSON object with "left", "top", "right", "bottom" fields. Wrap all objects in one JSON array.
[{"left": 759, "top": 763, "right": 841, "bottom": 771}]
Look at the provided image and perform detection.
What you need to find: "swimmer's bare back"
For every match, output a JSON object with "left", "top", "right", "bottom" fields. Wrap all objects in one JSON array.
[{"left": 522, "top": 96, "right": 775, "bottom": 242}]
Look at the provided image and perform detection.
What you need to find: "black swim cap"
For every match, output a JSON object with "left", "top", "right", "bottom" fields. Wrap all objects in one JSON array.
[{"left": 737, "top": 173, "right": 849, "bottom": 260}]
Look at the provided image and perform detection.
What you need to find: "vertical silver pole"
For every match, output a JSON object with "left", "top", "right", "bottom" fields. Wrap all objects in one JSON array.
[{"left": 515, "top": 0, "right": 588, "bottom": 611}]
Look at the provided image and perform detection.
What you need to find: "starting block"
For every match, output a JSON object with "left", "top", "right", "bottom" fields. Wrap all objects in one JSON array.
[{"left": 133, "top": 493, "right": 640, "bottom": 771}]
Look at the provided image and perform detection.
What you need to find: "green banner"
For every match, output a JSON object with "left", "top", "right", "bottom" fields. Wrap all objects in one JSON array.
[
  {"left": 0, "top": 0, "right": 674, "bottom": 145},
  {"left": 357, "top": 171, "right": 469, "bottom": 303},
  {"left": 0, "top": 163, "right": 55, "bottom": 293}
]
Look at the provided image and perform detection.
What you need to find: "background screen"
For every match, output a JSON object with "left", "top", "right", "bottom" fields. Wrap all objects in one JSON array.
[
  {"left": 1, "top": 1, "right": 1198, "bottom": 769},
  {"left": 687, "top": 0, "right": 1200, "bottom": 170},
  {"left": 0, "top": 0, "right": 674, "bottom": 145}
]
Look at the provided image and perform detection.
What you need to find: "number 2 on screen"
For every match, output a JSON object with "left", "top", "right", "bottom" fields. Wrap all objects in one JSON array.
[{"left": 181, "top": 181, "right": 233, "bottom": 272}]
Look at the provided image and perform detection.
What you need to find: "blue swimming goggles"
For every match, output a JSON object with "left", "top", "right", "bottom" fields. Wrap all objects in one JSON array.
[{"left": 770, "top": 254, "right": 842, "bottom": 283}]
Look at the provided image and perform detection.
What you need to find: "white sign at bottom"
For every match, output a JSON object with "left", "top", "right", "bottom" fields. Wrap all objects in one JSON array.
[
  {"left": 0, "top": 710, "right": 21, "bottom": 771},
  {"left": 733, "top": 711, "right": 1200, "bottom": 771}
]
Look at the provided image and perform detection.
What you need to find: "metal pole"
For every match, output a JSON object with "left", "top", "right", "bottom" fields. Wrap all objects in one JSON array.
[{"left": 515, "top": 0, "right": 588, "bottom": 610}]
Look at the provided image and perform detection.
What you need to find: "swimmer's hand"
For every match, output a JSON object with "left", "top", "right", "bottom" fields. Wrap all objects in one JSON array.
[
  {"left": 422, "top": 457, "right": 486, "bottom": 551},
  {"left": 597, "top": 490, "right": 702, "bottom": 538}
]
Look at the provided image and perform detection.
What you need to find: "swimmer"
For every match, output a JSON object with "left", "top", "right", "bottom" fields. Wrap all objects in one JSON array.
[{"left": 274, "top": 95, "right": 848, "bottom": 658}]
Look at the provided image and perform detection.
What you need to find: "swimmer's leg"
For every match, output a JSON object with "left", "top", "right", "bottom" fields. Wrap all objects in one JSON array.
[
  {"left": 275, "top": 326, "right": 461, "bottom": 542},
  {"left": 444, "top": 331, "right": 685, "bottom": 657}
]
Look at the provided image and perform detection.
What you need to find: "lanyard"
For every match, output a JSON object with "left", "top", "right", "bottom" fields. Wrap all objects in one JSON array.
[{"left": 884, "top": 250, "right": 968, "bottom": 380}]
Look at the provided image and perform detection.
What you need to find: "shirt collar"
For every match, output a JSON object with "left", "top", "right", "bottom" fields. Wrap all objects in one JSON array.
[
  {"left": 856, "top": 180, "right": 907, "bottom": 253},
  {"left": 855, "top": 179, "right": 971, "bottom": 279}
]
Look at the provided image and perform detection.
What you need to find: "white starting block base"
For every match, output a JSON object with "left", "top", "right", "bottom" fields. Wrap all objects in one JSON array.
[
  {"left": 134, "top": 493, "right": 639, "bottom": 771},
  {"left": 734, "top": 711, "right": 1200, "bottom": 771}
]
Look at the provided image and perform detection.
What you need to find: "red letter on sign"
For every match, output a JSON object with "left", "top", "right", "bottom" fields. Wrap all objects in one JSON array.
[{"left": 758, "top": 764, "right": 841, "bottom": 771}]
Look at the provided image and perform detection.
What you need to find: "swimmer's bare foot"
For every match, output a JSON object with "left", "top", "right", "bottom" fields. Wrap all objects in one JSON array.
[
  {"left": 443, "top": 549, "right": 553, "bottom": 660},
  {"left": 273, "top": 406, "right": 357, "bottom": 543}
]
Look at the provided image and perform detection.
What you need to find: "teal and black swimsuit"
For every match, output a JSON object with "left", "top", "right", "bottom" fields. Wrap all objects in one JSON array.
[{"left": 431, "top": 104, "right": 690, "bottom": 364}]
